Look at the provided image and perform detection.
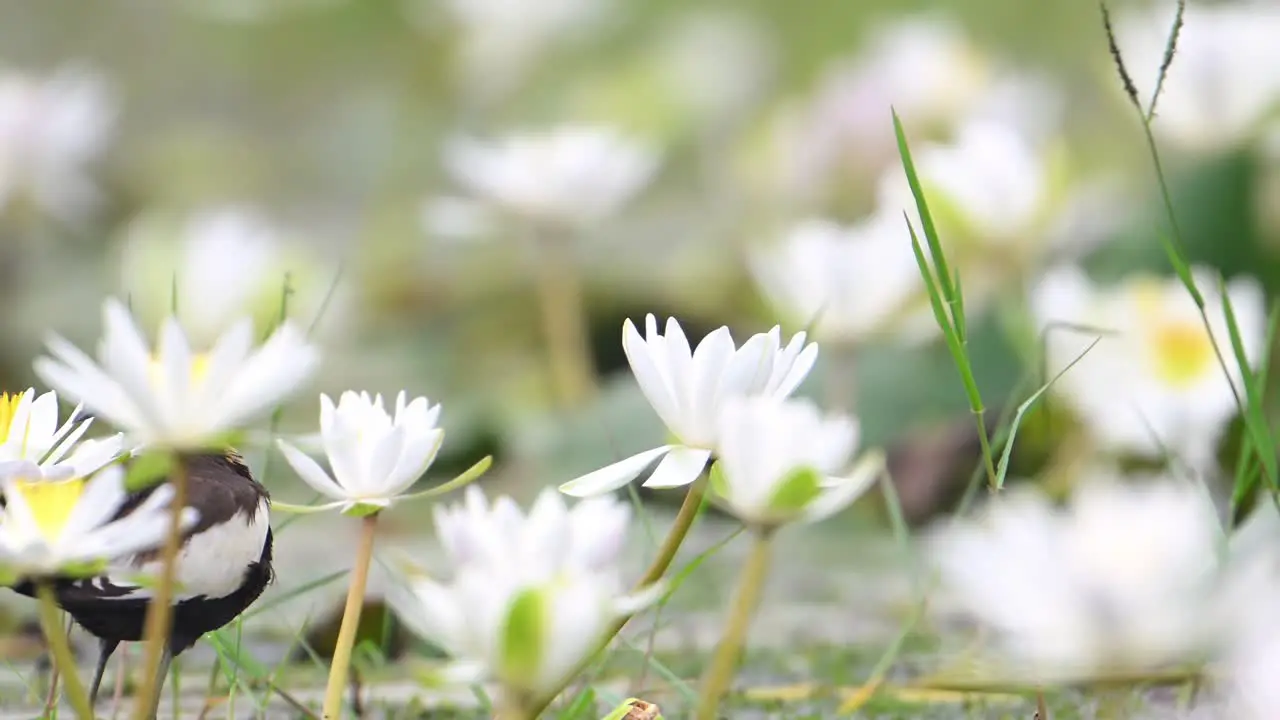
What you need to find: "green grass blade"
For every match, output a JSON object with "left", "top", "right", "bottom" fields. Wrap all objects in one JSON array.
[
  {"left": 892, "top": 110, "right": 959, "bottom": 333},
  {"left": 1219, "top": 277, "right": 1278, "bottom": 488},
  {"left": 995, "top": 337, "right": 1103, "bottom": 488},
  {"left": 1231, "top": 300, "right": 1280, "bottom": 512}
]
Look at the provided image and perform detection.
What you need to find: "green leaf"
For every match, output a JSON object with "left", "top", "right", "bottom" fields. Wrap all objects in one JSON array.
[
  {"left": 499, "top": 587, "right": 546, "bottom": 685},
  {"left": 124, "top": 451, "right": 175, "bottom": 492},
  {"left": 765, "top": 466, "right": 822, "bottom": 515}
]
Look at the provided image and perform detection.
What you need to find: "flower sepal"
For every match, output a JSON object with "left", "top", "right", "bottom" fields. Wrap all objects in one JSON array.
[
  {"left": 123, "top": 450, "right": 175, "bottom": 492},
  {"left": 764, "top": 466, "right": 824, "bottom": 516},
  {"left": 499, "top": 587, "right": 546, "bottom": 686},
  {"left": 342, "top": 502, "right": 385, "bottom": 519},
  {"left": 395, "top": 455, "right": 493, "bottom": 504},
  {"left": 51, "top": 558, "right": 110, "bottom": 580}
]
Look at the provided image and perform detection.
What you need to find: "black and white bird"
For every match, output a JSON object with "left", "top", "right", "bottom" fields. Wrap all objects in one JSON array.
[{"left": 8, "top": 451, "right": 274, "bottom": 708}]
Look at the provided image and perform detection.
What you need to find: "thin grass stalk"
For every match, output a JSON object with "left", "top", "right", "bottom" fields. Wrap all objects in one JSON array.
[
  {"left": 1101, "top": 1, "right": 1278, "bottom": 495},
  {"left": 132, "top": 455, "right": 189, "bottom": 720}
]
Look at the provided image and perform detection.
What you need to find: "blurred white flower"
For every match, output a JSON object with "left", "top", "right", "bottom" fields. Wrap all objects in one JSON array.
[
  {"left": 117, "top": 206, "right": 345, "bottom": 347},
  {"left": 712, "top": 396, "right": 880, "bottom": 527},
  {"left": 0, "top": 463, "right": 196, "bottom": 579},
  {"left": 179, "top": 0, "right": 346, "bottom": 24},
  {"left": 749, "top": 214, "right": 936, "bottom": 345},
  {"left": 653, "top": 9, "right": 774, "bottom": 128},
  {"left": 0, "top": 63, "right": 115, "bottom": 222},
  {"left": 1114, "top": 0, "right": 1280, "bottom": 153},
  {"left": 444, "top": 125, "right": 658, "bottom": 227},
  {"left": 1201, "top": 505, "right": 1280, "bottom": 720},
  {"left": 410, "top": 0, "right": 612, "bottom": 103},
  {"left": 33, "top": 298, "right": 320, "bottom": 450},
  {"left": 1032, "top": 265, "right": 1264, "bottom": 467},
  {"left": 559, "top": 315, "right": 817, "bottom": 497},
  {"left": 419, "top": 195, "right": 497, "bottom": 243},
  {"left": 775, "top": 14, "right": 990, "bottom": 198},
  {"left": 877, "top": 119, "right": 1051, "bottom": 250},
  {"left": 929, "top": 475, "right": 1223, "bottom": 682},
  {"left": 276, "top": 391, "right": 444, "bottom": 515},
  {"left": 0, "top": 388, "right": 122, "bottom": 480},
  {"left": 389, "top": 487, "right": 658, "bottom": 698}
]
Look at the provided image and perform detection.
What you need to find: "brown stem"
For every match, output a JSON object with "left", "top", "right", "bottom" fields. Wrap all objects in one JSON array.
[
  {"left": 530, "top": 227, "right": 596, "bottom": 410},
  {"left": 322, "top": 513, "right": 379, "bottom": 719}
]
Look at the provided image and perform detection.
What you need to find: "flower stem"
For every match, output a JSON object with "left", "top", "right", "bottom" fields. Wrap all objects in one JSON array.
[
  {"left": 132, "top": 454, "right": 189, "bottom": 720},
  {"left": 639, "top": 476, "right": 706, "bottom": 587},
  {"left": 520, "top": 479, "right": 707, "bottom": 718},
  {"left": 530, "top": 227, "right": 596, "bottom": 410},
  {"left": 695, "top": 529, "right": 773, "bottom": 720},
  {"left": 36, "top": 581, "right": 93, "bottom": 719},
  {"left": 321, "top": 513, "right": 379, "bottom": 719},
  {"left": 495, "top": 691, "right": 532, "bottom": 720}
]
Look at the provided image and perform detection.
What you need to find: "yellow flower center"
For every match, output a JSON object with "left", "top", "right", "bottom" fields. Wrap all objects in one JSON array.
[
  {"left": 1150, "top": 322, "right": 1214, "bottom": 389},
  {"left": 0, "top": 392, "right": 20, "bottom": 442},
  {"left": 147, "top": 354, "right": 212, "bottom": 389},
  {"left": 1129, "top": 278, "right": 1214, "bottom": 389},
  {"left": 13, "top": 477, "right": 86, "bottom": 542}
]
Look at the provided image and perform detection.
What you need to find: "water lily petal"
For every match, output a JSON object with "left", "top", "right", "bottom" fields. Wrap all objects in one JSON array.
[
  {"left": 558, "top": 446, "right": 672, "bottom": 497},
  {"left": 641, "top": 446, "right": 711, "bottom": 489}
]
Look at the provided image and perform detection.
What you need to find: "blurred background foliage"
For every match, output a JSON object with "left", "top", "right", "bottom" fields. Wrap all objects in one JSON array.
[{"left": 0, "top": 0, "right": 1274, "bottom": 524}]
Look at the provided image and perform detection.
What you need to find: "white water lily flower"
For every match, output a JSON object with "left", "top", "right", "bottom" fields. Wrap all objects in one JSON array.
[
  {"left": 0, "top": 463, "right": 197, "bottom": 579},
  {"left": 275, "top": 391, "right": 445, "bottom": 515},
  {"left": 929, "top": 475, "right": 1223, "bottom": 682},
  {"left": 877, "top": 118, "right": 1051, "bottom": 250},
  {"left": 1114, "top": 1, "right": 1280, "bottom": 154},
  {"left": 409, "top": 0, "right": 611, "bottom": 103},
  {"left": 0, "top": 388, "right": 122, "bottom": 480},
  {"left": 749, "top": 214, "right": 937, "bottom": 345},
  {"left": 777, "top": 14, "right": 990, "bottom": 199},
  {"left": 1032, "top": 265, "right": 1264, "bottom": 468},
  {"left": 1214, "top": 542, "right": 1280, "bottom": 720},
  {"left": 33, "top": 297, "right": 320, "bottom": 450},
  {"left": 0, "top": 63, "right": 115, "bottom": 222},
  {"left": 444, "top": 125, "right": 658, "bottom": 227},
  {"left": 713, "top": 396, "right": 880, "bottom": 528},
  {"left": 559, "top": 315, "right": 818, "bottom": 497},
  {"left": 389, "top": 487, "right": 658, "bottom": 698},
  {"left": 118, "top": 206, "right": 344, "bottom": 346}
]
